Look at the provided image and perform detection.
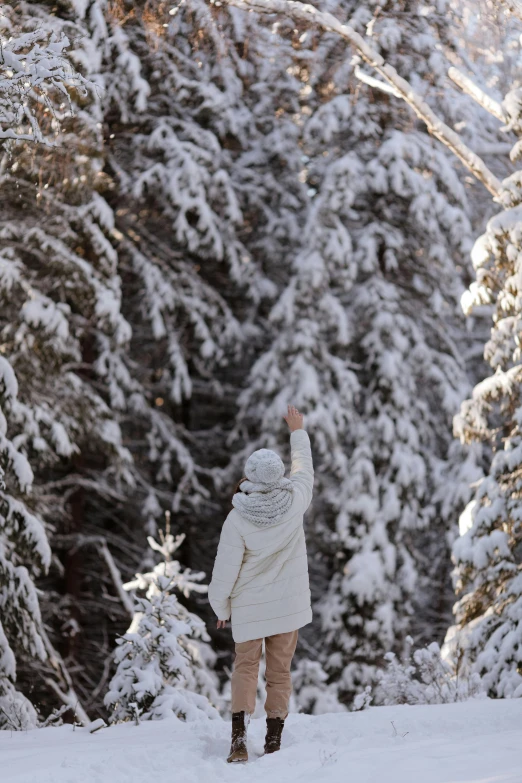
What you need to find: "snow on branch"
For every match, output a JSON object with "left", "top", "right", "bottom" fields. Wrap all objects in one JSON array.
[
  {"left": 218, "top": 0, "right": 503, "bottom": 198},
  {"left": 353, "top": 65, "right": 401, "bottom": 98},
  {"left": 0, "top": 25, "right": 92, "bottom": 144},
  {"left": 448, "top": 67, "right": 507, "bottom": 124}
]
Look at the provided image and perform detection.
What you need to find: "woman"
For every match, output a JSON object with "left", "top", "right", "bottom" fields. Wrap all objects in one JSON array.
[{"left": 208, "top": 405, "right": 314, "bottom": 763}]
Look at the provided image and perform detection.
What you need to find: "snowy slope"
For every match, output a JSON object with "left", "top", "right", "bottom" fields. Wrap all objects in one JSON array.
[{"left": 3, "top": 699, "right": 521, "bottom": 783}]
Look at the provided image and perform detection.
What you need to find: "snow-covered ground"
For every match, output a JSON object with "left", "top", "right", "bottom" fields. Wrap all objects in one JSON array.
[{"left": 3, "top": 699, "right": 521, "bottom": 783}]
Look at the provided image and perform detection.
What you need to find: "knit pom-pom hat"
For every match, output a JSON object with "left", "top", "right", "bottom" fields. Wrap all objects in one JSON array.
[
  {"left": 244, "top": 448, "right": 285, "bottom": 485},
  {"left": 233, "top": 448, "right": 293, "bottom": 526}
]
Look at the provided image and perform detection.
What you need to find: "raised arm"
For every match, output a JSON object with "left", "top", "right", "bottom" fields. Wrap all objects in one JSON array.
[
  {"left": 284, "top": 405, "right": 314, "bottom": 512},
  {"left": 208, "top": 513, "right": 245, "bottom": 623}
]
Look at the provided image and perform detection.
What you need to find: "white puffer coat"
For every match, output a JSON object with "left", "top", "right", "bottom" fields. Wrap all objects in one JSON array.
[{"left": 208, "top": 430, "right": 314, "bottom": 643}]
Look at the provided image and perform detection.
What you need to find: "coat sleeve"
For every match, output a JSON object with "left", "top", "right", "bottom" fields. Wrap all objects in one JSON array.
[
  {"left": 208, "top": 513, "right": 245, "bottom": 621},
  {"left": 289, "top": 429, "right": 314, "bottom": 514}
]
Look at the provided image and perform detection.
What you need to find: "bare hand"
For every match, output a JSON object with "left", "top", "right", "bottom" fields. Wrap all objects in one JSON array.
[
  {"left": 283, "top": 405, "right": 304, "bottom": 432},
  {"left": 216, "top": 620, "right": 227, "bottom": 629}
]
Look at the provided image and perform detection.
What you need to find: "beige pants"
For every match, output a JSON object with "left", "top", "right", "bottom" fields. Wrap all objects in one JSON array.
[{"left": 230, "top": 630, "right": 298, "bottom": 719}]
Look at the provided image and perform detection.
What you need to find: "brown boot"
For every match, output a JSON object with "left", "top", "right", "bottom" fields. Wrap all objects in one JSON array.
[
  {"left": 264, "top": 716, "right": 285, "bottom": 754},
  {"left": 227, "top": 711, "right": 249, "bottom": 763}
]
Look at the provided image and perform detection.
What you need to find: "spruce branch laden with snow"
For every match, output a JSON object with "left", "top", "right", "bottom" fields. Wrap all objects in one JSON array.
[
  {"left": 217, "top": 0, "right": 502, "bottom": 197},
  {"left": 0, "top": 7, "right": 92, "bottom": 144},
  {"left": 0, "top": 357, "right": 51, "bottom": 729}
]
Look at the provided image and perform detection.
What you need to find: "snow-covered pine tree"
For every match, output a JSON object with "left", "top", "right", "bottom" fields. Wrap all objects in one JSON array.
[
  {"left": 0, "top": 357, "right": 51, "bottom": 729},
  {"left": 0, "top": 1, "right": 106, "bottom": 725},
  {"left": 0, "top": 0, "right": 141, "bottom": 717},
  {"left": 87, "top": 0, "right": 250, "bottom": 528},
  {"left": 445, "top": 86, "right": 522, "bottom": 699},
  {"left": 291, "top": 659, "right": 348, "bottom": 715},
  {"left": 94, "top": 0, "right": 308, "bottom": 482},
  {"left": 0, "top": 0, "right": 239, "bottom": 716},
  {"left": 105, "top": 519, "right": 220, "bottom": 722},
  {"left": 5, "top": 0, "right": 511, "bottom": 718},
  {"left": 86, "top": 0, "right": 309, "bottom": 693},
  {"left": 1, "top": 0, "right": 308, "bottom": 717},
  {"left": 228, "top": 0, "right": 489, "bottom": 707}
]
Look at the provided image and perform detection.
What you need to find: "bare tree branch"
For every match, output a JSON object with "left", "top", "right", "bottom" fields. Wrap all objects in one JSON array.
[
  {"left": 64, "top": 534, "right": 135, "bottom": 617},
  {"left": 99, "top": 539, "right": 135, "bottom": 617},
  {"left": 219, "top": 0, "right": 503, "bottom": 198},
  {"left": 44, "top": 678, "right": 90, "bottom": 726},
  {"left": 448, "top": 67, "right": 507, "bottom": 124},
  {"left": 40, "top": 628, "right": 91, "bottom": 725}
]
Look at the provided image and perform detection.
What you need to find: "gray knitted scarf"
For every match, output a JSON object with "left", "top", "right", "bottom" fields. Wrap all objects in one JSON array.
[{"left": 232, "top": 477, "right": 294, "bottom": 526}]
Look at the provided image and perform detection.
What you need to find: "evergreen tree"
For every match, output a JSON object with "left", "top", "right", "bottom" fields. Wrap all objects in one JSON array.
[
  {"left": 105, "top": 519, "right": 220, "bottom": 722},
  {"left": 0, "top": 358, "right": 51, "bottom": 729},
  {"left": 228, "top": 0, "right": 487, "bottom": 707},
  {"left": 0, "top": 0, "right": 140, "bottom": 717},
  {"left": 291, "top": 659, "right": 347, "bottom": 715},
  {"left": 446, "top": 85, "right": 522, "bottom": 698},
  {"left": 0, "top": 0, "right": 100, "bottom": 726},
  {"left": 4, "top": 0, "right": 517, "bottom": 718},
  {"left": 85, "top": 0, "right": 308, "bottom": 710},
  {"left": 1, "top": 0, "right": 308, "bottom": 717}
]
